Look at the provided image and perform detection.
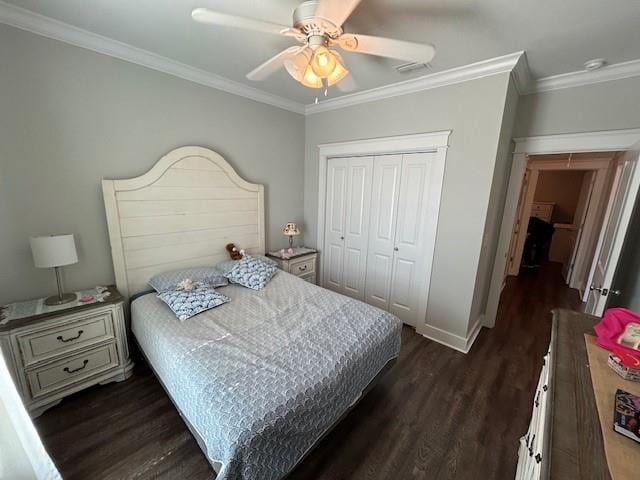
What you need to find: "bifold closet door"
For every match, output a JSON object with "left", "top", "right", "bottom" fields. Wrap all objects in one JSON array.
[
  {"left": 323, "top": 156, "right": 373, "bottom": 298},
  {"left": 364, "top": 154, "right": 403, "bottom": 310},
  {"left": 388, "top": 152, "right": 435, "bottom": 325},
  {"left": 323, "top": 157, "right": 348, "bottom": 292}
]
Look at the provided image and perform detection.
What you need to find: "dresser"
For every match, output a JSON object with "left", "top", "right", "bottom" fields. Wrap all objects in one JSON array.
[
  {"left": 530, "top": 202, "right": 555, "bottom": 222},
  {"left": 267, "top": 248, "right": 318, "bottom": 284},
  {"left": 516, "top": 309, "right": 610, "bottom": 479},
  {"left": 0, "top": 286, "right": 133, "bottom": 417}
]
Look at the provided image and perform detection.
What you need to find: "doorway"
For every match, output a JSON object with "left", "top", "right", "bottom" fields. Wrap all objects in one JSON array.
[
  {"left": 484, "top": 129, "right": 640, "bottom": 329},
  {"left": 505, "top": 152, "right": 618, "bottom": 300}
]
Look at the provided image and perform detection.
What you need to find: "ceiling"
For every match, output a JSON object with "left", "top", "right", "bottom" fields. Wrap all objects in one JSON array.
[{"left": 5, "top": 0, "right": 640, "bottom": 105}]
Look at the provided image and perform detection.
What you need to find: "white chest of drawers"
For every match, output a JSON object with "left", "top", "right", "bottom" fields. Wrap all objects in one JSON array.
[
  {"left": 530, "top": 202, "right": 555, "bottom": 223},
  {"left": 0, "top": 286, "right": 133, "bottom": 417},
  {"left": 267, "top": 248, "right": 318, "bottom": 284}
]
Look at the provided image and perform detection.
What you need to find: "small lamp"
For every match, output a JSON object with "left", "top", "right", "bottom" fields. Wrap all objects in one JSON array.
[
  {"left": 282, "top": 223, "right": 300, "bottom": 249},
  {"left": 30, "top": 234, "right": 78, "bottom": 306}
]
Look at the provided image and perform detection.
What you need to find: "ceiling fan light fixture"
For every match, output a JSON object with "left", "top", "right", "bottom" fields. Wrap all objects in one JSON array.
[
  {"left": 300, "top": 48, "right": 349, "bottom": 89},
  {"left": 325, "top": 50, "right": 349, "bottom": 86},
  {"left": 284, "top": 48, "right": 313, "bottom": 81},
  {"left": 310, "top": 46, "right": 337, "bottom": 77},
  {"left": 301, "top": 65, "right": 324, "bottom": 88}
]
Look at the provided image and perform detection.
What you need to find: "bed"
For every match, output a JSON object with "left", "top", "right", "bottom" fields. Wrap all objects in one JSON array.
[{"left": 102, "top": 146, "right": 402, "bottom": 479}]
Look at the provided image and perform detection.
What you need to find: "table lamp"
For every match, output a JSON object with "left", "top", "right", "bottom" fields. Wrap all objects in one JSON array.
[
  {"left": 30, "top": 234, "right": 78, "bottom": 306},
  {"left": 283, "top": 222, "right": 300, "bottom": 249}
]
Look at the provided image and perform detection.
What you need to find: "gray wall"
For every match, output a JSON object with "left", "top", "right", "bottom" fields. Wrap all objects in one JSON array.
[
  {"left": 469, "top": 76, "right": 519, "bottom": 328},
  {"left": 515, "top": 77, "right": 640, "bottom": 137},
  {"left": 516, "top": 77, "right": 640, "bottom": 313},
  {"left": 0, "top": 25, "right": 305, "bottom": 304},
  {"left": 305, "top": 73, "right": 512, "bottom": 339}
]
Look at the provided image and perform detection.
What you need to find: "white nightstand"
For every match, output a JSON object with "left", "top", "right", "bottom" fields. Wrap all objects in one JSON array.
[
  {"left": 0, "top": 286, "right": 133, "bottom": 417},
  {"left": 267, "top": 248, "right": 318, "bottom": 284}
]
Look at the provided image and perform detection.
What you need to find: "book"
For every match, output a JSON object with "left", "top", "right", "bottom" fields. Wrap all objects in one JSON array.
[{"left": 613, "top": 389, "right": 640, "bottom": 443}]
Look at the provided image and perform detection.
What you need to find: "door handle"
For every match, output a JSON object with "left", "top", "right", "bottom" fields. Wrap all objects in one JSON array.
[
  {"left": 590, "top": 285, "right": 609, "bottom": 296},
  {"left": 393, "top": 247, "right": 399, "bottom": 251}
]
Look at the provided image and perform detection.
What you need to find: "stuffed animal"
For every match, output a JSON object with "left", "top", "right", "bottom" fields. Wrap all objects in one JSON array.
[
  {"left": 226, "top": 243, "right": 244, "bottom": 260},
  {"left": 177, "top": 278, "right": 196, "bottom": 291}
]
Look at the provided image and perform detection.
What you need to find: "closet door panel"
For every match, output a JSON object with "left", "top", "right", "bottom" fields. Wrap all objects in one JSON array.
[
  {"left": 365, "top": 154, "right": 402, "bottom": 309},
  {"left": 343, "top": 157, "right": 374, "bottom": 299},
  {"left": 323, "top": 158, "right": 348, "bottom": 292},
  {"left": 367, "top": 253, "right": 394, "bottom": 305},
  {"left": 389, "top": 153, "right": 434, "bottom": 325}
]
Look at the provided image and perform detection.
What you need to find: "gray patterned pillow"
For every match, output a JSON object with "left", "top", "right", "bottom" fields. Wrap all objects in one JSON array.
[
  {"left": 157, "top": 282, "right": 230, "bottom": 321},
  {"left": 149, "top": 267, "right": 228, "bottom": 292},
  {"left": 225, "top": 255, "right": 278, "bottom": 290},
  {"left": 215, "top": 256, "right": 276, "bottom": 274}
]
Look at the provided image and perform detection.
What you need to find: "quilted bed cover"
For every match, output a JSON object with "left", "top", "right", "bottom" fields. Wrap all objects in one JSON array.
[{"left": 131, "top": 271, "right": 401, "bottom": 479}]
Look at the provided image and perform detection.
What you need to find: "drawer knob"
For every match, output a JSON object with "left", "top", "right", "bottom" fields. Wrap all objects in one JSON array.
[
  {"left": 63, "top": 359, "right": 89, "bottom": 374},
  {"left": 298, "top": 265, "right": 308, "bottom": 272},
  {"left": 57, "top": 330, "right": 84, "bottom": 343}
]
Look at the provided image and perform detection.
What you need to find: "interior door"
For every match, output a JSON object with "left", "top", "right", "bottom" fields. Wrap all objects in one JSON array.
[
  {"left": 585, "top": 149, "right": 640, "bottom": 315},
  {"left": 507, "top": 169, "right": 538, "bottom": 276},
  {"left": 567, "top": 171, "right": 596, "bottom": 283},
  {"left": 323, "top": 157, "right": 348, "bottom": 293},
  {"left": 364, "top": 154, "right": 402, "bottom": 310},
  {"left": 342, "top": 156, "right": 374, "bottom": 299},
  {"left": 388, "top": 153, "right": 435, "bottom": 326}
]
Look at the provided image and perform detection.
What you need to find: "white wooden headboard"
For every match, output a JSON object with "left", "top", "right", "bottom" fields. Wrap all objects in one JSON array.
[{"left": 102, "top": 146, "right": 265, "bottom": 298}]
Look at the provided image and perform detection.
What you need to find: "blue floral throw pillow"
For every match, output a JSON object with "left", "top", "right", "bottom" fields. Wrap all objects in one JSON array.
[
  {"left": 157, "top": 282, "right": 230, "bottom": 321},
  {"left": 225, "top": 255, "right": 278, "bottom": 290}
]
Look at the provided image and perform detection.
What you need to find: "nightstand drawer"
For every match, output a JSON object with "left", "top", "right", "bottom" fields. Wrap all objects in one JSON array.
[
  {"left": 18, "top": 311, "right": 115, "bottom": 366},
  {"left": 27, "top": 343, "right": 119, "bottom": 399},
  {"left": 300, "top": 272, "right": 316, "bottom": 284},
  {"left": 290, "top": 257, "right": 315, "bottom": 276}
]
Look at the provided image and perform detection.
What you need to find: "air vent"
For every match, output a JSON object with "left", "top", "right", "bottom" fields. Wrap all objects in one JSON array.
[{"left": 394, "top": 62, "right": 432, "bottom": 74}]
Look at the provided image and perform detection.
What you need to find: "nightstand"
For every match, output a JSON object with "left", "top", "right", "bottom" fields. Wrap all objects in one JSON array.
[
  {"left": 0, "top": 286, "right": 133, "bottom": 417},
  {"left": 267, "top": 248, "right": 318, "bottom": 284}
]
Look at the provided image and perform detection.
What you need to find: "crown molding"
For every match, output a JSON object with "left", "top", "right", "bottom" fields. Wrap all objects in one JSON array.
[
  {"left": 306, "top": 51, "right": 524, "bottom": 114},
  {"left": 527, "top": 58, "right": 640, "bottom": 94},
  {"left": 513, "top": 128, "right": 640, "bottom": 154},
  {"left": 0, "top": 1, "right": 306, "bottom": 114},
  {"left": 510, "top": 51, "right": 533, "bottom": 94}
]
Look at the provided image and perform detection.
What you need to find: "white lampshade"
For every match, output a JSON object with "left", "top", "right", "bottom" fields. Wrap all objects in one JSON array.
[
  {"left": 283, "top": 223, "right": 300, "bottom": 236},
  {"left": 30, "top": 235, "right": 78, "bottom": 268}
]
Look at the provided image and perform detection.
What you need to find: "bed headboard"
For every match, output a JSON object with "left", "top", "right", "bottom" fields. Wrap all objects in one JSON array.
[{"left": 102, "top": 146, "right": 265, "bottom": 298}]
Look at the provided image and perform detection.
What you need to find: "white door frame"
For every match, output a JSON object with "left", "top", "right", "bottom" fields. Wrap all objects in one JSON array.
[
  {"left": 316, "top": 130, "right": 451, "bottom": 326},
  {"left": 508, "top": 154, "right": 612, "bottom": 283},
  {"left": 484, "top": 128, "right": 640, "bottom": 328}
]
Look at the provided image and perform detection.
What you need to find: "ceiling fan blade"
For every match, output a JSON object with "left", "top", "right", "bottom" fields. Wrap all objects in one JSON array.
[
  {"left": 247, "top": 46, "right": 305, "bottom": 81},
  {"left": 338, "top": 33, "right": 435, "bottom": 63},
  {"left": 315, "top": 0, "right": 363, "bottom": 27},
  {"left": 192, "top": 8, "right": 302, "bottom": 39},
  {"left": 336, "top": 74, "right": 358, "bottom": 93}
]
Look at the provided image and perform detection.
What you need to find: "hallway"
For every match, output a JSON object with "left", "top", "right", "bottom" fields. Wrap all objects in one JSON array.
[{"left": 495, "top": 261, "right": 583, "bottom": 359}]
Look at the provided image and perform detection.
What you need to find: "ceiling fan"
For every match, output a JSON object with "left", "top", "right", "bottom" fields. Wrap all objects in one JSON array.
[{"left": 192, "top": 0, "right": 436, "bottom": 95}]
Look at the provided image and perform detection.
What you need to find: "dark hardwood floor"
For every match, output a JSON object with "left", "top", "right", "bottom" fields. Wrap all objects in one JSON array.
[{"left": 36, "top": 262, "right": 581, "bottom": 479}]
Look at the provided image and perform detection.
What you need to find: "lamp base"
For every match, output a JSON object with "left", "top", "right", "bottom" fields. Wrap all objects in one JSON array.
[{"left": 44, "top": 293, "right": 77, "bottom": 306}]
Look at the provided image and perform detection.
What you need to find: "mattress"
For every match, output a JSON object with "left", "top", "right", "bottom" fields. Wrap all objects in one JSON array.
[{"left": 131, "top": 271, "right": 401, "bottom": 480}]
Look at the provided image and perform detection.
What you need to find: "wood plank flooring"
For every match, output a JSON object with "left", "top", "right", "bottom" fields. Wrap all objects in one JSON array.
[{"left": 35, "top": 262, "right": 581, "bottom": 479}]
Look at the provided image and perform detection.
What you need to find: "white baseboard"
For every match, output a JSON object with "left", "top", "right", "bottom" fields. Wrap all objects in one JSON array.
[{"left": 420, "top": 315, "right": 484, "bottom": 354}]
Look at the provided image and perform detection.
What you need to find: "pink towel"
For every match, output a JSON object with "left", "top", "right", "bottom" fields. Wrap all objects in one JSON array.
[{"left": 594, "top": 307, "right": 640, "bottom": 356}]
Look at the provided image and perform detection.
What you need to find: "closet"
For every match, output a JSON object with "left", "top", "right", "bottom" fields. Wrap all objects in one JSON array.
[{"left": 322, "top": 152, "right": 437, "bottom": 327}]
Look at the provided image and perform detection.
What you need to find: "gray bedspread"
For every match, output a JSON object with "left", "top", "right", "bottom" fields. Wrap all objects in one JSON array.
[{"left": 131, "top": 271, "right": 401, "bottom": 480}]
